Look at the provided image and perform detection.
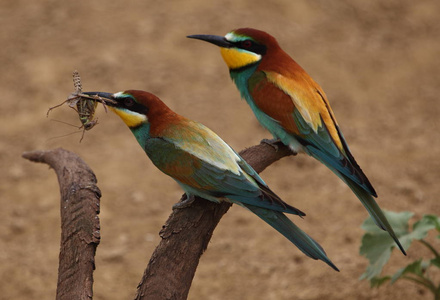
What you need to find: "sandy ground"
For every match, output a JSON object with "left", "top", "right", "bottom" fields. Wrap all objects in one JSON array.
[{"left": 1, "top": 0, "right": 439, "bottom": 299}]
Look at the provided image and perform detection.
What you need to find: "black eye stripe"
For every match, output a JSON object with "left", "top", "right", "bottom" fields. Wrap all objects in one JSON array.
[
  {"left": 123, "top": 98, "right": 134, "bottom": 106},
  {"left": 233, "top": 39, "right": 267, "bottom": 55},
  {"left": 242, "top": 40, "right": 252, "bottom": 48},
  {"left": 117, "top": 95, "right": 149, "bottom": 114}
]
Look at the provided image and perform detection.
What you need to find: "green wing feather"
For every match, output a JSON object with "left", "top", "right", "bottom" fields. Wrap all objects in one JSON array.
[
  {"left": 144, "top": 134, "right": 303, "bottom": 215},
  {"left": 143, "top": 121, "right": 339, "bottom": 267}
]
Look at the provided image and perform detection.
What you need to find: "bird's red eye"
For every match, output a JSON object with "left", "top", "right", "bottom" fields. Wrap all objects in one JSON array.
[{"left": 241, "top": 40, "right": 252, "bottom": 48}]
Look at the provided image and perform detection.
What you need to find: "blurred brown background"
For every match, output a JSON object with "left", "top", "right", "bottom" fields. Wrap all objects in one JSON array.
[{"left": 1, "top": 0, "right": 439, "bottom": 299}]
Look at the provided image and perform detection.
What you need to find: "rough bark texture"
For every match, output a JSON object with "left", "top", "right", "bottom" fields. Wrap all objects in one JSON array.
[
  {"left": 22, "top": 142, "right": 293, "bottom": 300},
  {"left": 135, "top": 141, "right": 294, "bottom": 300},
  {"left": 22, "top": 148, "right": 101, "bottom": 300}
]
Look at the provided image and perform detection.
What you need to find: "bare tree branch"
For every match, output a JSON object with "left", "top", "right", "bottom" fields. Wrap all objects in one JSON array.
[
  {"left": 22, "top": 148, "right": 101, "bottom": 300},
  {"left": 135, "top": 141, "right": 295, "bottom": 300},
  {"left": 22, "top": 142, "right": 293, "bottom": 300}
]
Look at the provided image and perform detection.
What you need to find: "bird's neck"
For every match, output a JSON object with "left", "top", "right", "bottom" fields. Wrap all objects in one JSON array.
[
  {"left": 129, "top": 110, "right": 185, "bottom": 150},
  {"left": 130, "top": 122, "right": 151, "bottom": 150},
  {"left": 229, "top": 63, "right": 259, "bottom": 102}
]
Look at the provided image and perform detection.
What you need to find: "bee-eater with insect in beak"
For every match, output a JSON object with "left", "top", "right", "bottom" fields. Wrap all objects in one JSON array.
[
  {"left": 188, "top": 28, "right": 406, "bottom": 255},
  {"left": 83, "top": 90, "right": 339, "bottom": 271}
]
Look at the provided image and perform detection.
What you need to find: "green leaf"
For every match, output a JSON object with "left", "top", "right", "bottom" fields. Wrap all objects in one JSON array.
[
  {"left": 370, "top": 276, "right": 391, "bottom": 288},
  {"left": 391, "top": 259, "right": 423, "bottom": 284},
  {"left": 402, "top": 215, "right": 440, "bottom": 245},
  {"left": 360, "top": 213, "right": 440, "bottom": 282},
  {"left": 359, "top": 233, "right": 394, "bottom": 280},
  {"left": 359, "top": 211, "right": 413, "bottom": 280},
  {"left": 430, "top": 215, "right": 440, "bottom": 233},
  {"left": 431, "top": 257, "right": 440, "bottom": 268}
]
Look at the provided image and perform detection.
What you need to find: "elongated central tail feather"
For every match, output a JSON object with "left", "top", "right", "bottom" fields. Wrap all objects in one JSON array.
[
  {"left": 305, "top": 147, "right": 406, "bottom": 255},
  {"left": 340, "top": 174, "right": 406, "bottom": 255},
  {"left": 241, "top": 203, "right": 339, "bottom": 271}
]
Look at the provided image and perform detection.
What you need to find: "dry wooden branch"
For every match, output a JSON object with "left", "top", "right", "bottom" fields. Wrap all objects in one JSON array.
[
  {"left": 22, "top": 148, "right": 101, "bottom": 300},
  {"left": 22, "top": 142, "right": 293, "bottom": 300},
  {"left": 135, "top": 141, "right": 294, "bottom": 300}
]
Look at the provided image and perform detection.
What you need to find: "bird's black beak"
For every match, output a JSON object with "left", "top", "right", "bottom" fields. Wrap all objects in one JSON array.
[
  {"left": 82, "top": 92, "right": 117, "bottom": 106},
  {"left": 187, "top": 34, "right": 232, "bottom": 48}
]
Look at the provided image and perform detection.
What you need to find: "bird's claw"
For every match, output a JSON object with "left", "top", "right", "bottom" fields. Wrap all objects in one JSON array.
[
  {"left": 260, "top": 138, "right": 282, "bottom": 151},
  {"left": 173, "top": 194, "right": 196, "bottom": 209}
]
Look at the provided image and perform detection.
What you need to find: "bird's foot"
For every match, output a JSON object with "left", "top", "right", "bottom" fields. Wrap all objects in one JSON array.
[
  {"left": 260, "top": 138, "right": 282, "bottom": 151},
  {"left": 173, "top": 194, "right": 196, "bottom": 209}
]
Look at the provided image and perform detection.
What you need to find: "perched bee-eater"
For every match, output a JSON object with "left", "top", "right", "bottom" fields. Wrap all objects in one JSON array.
[
  {"left": 83, "top": 90, "right": 338, "bottom": 270},
  {"left": 188, "top": 28, "right": 405, "bottom": 254}
]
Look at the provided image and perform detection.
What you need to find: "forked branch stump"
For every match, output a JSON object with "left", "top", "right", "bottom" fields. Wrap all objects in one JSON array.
[{"left": 23, "top": 142, "right": 294, "bottom": 300}]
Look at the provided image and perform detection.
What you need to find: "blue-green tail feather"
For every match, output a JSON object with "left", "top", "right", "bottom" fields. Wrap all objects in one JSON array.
[
  {"left": 339, "top": 173, "right": 406, "bottom": 255},
  {"left": 306, "top": 147, "right": 406, "bottom": 255},
  {"left": 241, "top": 203, "right": 339, "bottom": 271}
]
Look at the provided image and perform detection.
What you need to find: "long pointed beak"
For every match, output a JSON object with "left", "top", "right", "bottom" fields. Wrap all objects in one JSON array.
[
  {"left": 82, "top": 91, "right": 113, "bottom": 99},
  {"left": 82, "top": 91, "right": 116, "bottom": 106},
  {"left": 187, "top": 34, "right": 232, "bottom": 48}
]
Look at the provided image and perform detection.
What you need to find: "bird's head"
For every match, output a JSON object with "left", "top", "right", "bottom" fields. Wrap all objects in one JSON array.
[
  {"left": 188, "top": 28, "right": 280, "bottom": 71},
  {"left": 83, "top": 90, "right": 170, "bottom": 129}
]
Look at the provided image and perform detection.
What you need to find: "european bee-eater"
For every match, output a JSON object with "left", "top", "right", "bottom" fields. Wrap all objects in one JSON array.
[
  {"left": 83, "top": 90, "right": 339, "bottom": 270},
  {"left": 188, "top": 28, "right": 405, "bottom": 254}
]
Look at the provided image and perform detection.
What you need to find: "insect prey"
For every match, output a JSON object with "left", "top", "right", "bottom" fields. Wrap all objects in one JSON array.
[{"left": 47, "top": 70, "right": 109, "bottom": 141}]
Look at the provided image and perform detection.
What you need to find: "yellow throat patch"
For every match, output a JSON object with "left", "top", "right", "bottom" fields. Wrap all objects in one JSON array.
[
  {"left": 220, "top": 48, "right": 261, "bottom": 70},
  {"left": 109, "top": 107, "right": 147, "bottom": 128}
]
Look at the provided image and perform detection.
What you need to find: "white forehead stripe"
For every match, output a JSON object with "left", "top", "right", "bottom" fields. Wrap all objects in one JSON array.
[
  {"left": 225, "top": 32, "right": 236, "bottom": 42},
  {"left": 225, "top": 32, "right": 253, "bottom": 43}
]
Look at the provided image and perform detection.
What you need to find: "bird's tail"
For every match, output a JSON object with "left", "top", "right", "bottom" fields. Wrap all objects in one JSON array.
[
  {"left": 241, "top": 203, "right": 339, "bottom": 271},
  {"left": 339, "top": 173, "right": 406, "bottom": 255},
  {"left": 305, "top": 146, "right": 406, "bottom": 255}
]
